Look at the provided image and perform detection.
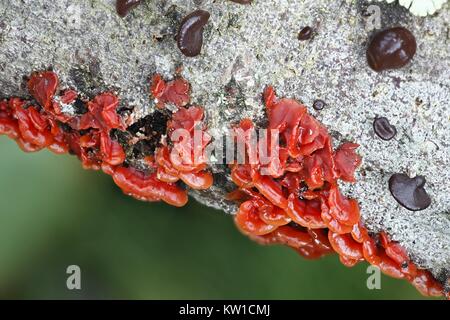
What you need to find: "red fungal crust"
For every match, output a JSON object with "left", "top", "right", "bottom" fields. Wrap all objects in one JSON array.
[
  {"left": 231, "top": 87, "right": 444, "bottom": 298},
  {"left": 151, "top": 74, "right": 191, "bottom": 109},
  {"left": 0, "top": 71, "right": 212, "bottom": 207},
  {"left": 112, "top": 166, "right": 188, "bottom": 207},
  {"left": 0, "top": 71, "right": 444, "bottom": 298}
]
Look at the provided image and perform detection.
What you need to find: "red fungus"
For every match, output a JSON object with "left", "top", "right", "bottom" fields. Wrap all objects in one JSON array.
[
  {"left": 335, "top": 142, "right": 362, "bottom": 182},
  {"left": 112, "top": 74, "right": 213, "bottom": 202},
  {"left": 231, "top": 86, "right": 444, "bottom": 298},
  {"left": 287, "top": 195, "right": 327, "bottom": 229},
  {"left": 0, "top": 72, "right": 215, "bottom": 206},
  {"left": 0, "top": 72, "right": 162, "bottom": 204},
  {"left": 328, "top": 231, "right": 364, "bottom": 261},
  {"left": 155, "top": 103, "right": 213, "bottom": 190},
  {"left": 233, "top": 87, "right": 361, "bottom": 244},
  {"left": 28, "top": 71, "right": 58, "bottom": 110},
  {"left": 112, "top": 166, "right": 188, "bottom": 207},
  {"left": 235, "top": 200, "right": 279, "bottom": 236},
  {"left": 0, "top": 71, "right": 444, "bottom": 298},
  {"left": 151, "top": 74, "right": 190, "bottom": 109}
]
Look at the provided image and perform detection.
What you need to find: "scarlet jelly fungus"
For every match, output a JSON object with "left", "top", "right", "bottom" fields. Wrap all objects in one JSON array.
[
  {"left": 151, "top": 74, "right": 191, "bottom": 109},
  {"left": 0, "top": 71, "right": 444, "bottom": 298},
  {"left": 334, "top": 143, "right": 362, "bottom": 182},
  {"left": 112, "top": 166, "right": 188, "bottom": 207},
  {"left": 0, "top": 71, "right": 213, "bottom": 208},
  {"left": 155, "top": 107, "right": 213, "bottom": 190},
  {"left": 28, "top": 71, "right": 58, "bottom": 110},
  {"left": 230, "top": 86, "right": 444, "bottom": 298}
]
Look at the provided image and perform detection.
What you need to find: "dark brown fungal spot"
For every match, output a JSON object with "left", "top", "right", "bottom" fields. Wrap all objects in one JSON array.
[
  {"left": 389, "top": 174, "right": 432, "bottom": 211},
  {"left": 367, "top": 27, "right": 417, "bottom": 72},
  {"left": 229, "top": 0, "right": 253, "bottom": 4},
  {"left": 116, "top": 110, "right": 170, "bottom": 162},
  {"left": 177, "top": 10, "right": 211, "bottom": 57},
  {"left": 116, "top": 0, "right": 142, "bottom": 18},
  {"left": 373, "top": 117, "right": 397, "bottom": 141},
  {"left": 298, "top": 26, "right": 314, "bottom": 41},
  {"left": 73, "top": 98, "right": 88, "bottom": 115},
  {"left": 313, "top": 99, "right": 326, "bottom": 110}
]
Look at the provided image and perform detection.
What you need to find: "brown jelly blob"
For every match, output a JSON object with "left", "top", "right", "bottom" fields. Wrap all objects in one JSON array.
[
  {"left": 313, "top": 99, "right": 326, "bottom": 110},
  {"left": 373, "top": 117, "right": 397, "bottom": 141},
  {"left": 177, "top": 10, "right": 211, "bottom": 57},
  {"left": 389, "top": 174, "right": 431, "bottom": 211},
  {"left": 229, "top": 0, "right": 253, "bottom": 4},
  {"left": 116, "top": 0, "right": 142, "bottom": 18},
  {"left": 367, "top": 27, "right": 417, "bottom": 72},
  {"left": 298, "top": 26, "right": 313, "bottom": 41}
]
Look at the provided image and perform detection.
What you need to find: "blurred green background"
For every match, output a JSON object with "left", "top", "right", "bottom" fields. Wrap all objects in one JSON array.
[{"left": 0, "top": 137, "right": 430, "bottom": 299}]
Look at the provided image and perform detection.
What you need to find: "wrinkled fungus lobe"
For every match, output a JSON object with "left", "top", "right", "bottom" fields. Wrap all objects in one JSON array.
[
  {"left": 0, "top": 72, "right": 444, "bottom": 298},
  {"left": 229, "top": 86, "right": 444, "bottom": 298},
  {"left": 0, "top": 71, "right": 212, "bottom": 207}
]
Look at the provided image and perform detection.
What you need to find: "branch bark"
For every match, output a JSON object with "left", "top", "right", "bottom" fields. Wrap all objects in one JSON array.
[{"left": 0, "top": 0, "right": 448, "bottom": 285}]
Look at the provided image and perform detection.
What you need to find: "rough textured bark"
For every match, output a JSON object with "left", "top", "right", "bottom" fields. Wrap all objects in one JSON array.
[{"left": 0, "top": 0, "right": 448, "bottom": 284}]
